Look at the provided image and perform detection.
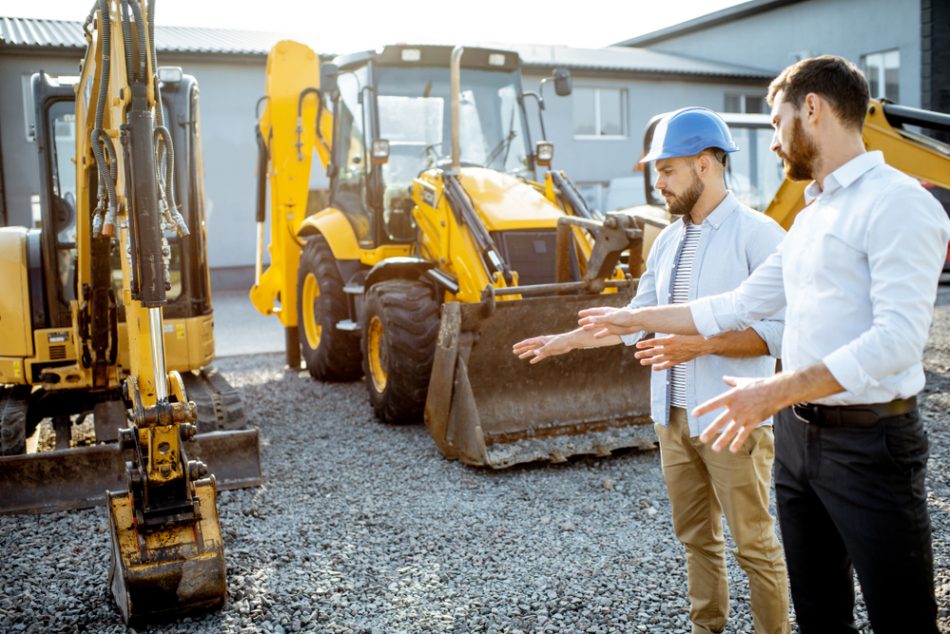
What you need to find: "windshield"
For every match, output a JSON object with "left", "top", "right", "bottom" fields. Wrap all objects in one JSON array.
[{"left": 375, "top": 66, "right": 530, "bottom": 184}]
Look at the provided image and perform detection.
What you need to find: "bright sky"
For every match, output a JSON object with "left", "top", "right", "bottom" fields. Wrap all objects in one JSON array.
[{"left": 3, "top": 0, "right": 748, "bottom": 51}]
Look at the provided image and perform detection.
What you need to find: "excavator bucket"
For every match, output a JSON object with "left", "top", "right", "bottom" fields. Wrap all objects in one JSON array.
[
  {"left": 0, "top": 429, "right": 261, "bottom": 515},
  {"left": 425, "top": 291, "right": 655, "bottom": 468},
  {"left": 108, "top": 477, "right": 226, "bottom": 624}
]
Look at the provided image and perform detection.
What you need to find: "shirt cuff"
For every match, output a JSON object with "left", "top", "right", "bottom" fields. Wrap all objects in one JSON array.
[
  {"left": 620, "top": 331, "right": 646, "bottom": 347},
  {"left": 690, "top": 297, "right": 724, "bottom": 338},
  {"left": 822, "top": 345, "right": 877, "bottom": 396},
  {"left": 750, "top": 321, "right": 781, "bottom": 358}
]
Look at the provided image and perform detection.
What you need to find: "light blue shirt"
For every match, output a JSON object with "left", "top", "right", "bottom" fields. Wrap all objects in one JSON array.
[
  {"left": 692, "top": 152, "right": 950, "bottom": 406},
  {"left": 621, "top": 192, "right": 786, "bottom": 436}
]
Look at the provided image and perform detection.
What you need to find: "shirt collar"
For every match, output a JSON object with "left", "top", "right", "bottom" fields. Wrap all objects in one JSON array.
[
  {"left": 803, "top": 151, "right": 885, "bottom": 204},
  {"left": 680, "top": 191, "right": 739, "bottom": 230}
]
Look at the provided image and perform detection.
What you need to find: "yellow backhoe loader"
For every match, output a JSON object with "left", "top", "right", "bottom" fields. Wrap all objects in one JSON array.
[
  {"left": 0, "top": 0, "right": 259, "bottom": 623},
  {"left": 252, "top": 41, "right": 654, "bottom": 468},
  {"left": 624, "top": 100, "right": 950, "bottom": 260}
]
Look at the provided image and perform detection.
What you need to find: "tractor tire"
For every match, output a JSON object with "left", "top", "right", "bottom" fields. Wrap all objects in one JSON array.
[
  {"left": 297, "top": 235, "right": 362, "bottom": 381},
  {"left": 0, "top": 386, "right": 29, "bottom": 456},
  {"left": 362, "top": 279, "right": 441, "bottom": 424}
]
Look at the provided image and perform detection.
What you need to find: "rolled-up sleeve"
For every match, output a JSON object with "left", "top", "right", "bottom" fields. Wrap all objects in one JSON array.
[{"left": 821, "top": 187, "right": 950, "bottom": 394}]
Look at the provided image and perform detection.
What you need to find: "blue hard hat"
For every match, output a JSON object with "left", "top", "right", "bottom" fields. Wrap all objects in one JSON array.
[{"left": 640, "top": 107, "right": 739, "bottom": 163}]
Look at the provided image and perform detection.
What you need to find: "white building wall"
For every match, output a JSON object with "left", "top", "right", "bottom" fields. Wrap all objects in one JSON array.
[{"left": 631, "top": 0, "right": 922, "bottom": 107}]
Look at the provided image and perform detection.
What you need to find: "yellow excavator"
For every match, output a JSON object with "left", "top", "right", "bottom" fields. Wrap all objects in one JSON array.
[
  {"left": 0, "top": 0, "right": 258, "bottom": 623},
  {"left": 625, "top": 100, "right": 950, "bottom": 259},
  {"left": 252, "top": 41, "right": 653, "bottom": 468}
]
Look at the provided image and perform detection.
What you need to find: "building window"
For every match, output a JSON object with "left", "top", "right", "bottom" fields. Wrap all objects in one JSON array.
[
  {"left": 573, "top": 88, "right": 626, "bottom": 138},
  {"left": 724, "top": 94, "right": 766, "bottom": 114},
  {"left": 862, "top": 49, "right": 900, "bottom": 101}
]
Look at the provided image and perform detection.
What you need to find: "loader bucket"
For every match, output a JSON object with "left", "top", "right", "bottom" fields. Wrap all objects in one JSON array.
[
  {"left": 108, "top": 477, "right": 226, "bottom": 624},
  {"left": 0, "top": 429, "right": 261, "bottom": 515},
  {"left": 425, "top": 292, "right": 655, "bottom": 468}
]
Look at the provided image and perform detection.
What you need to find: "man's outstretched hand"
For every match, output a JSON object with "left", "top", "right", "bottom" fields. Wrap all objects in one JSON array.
[
  {"left": 695, "top": 375, "right": 780, "bottom": 452},
  {"left": 635, "top": 334, "right": 709, "bottom": 370},
  {"left": 512, "top": 334, "right": 571, "bottom": 364},
  {"left": 577, "top": 306, "right": 640, "bottom": 338}
]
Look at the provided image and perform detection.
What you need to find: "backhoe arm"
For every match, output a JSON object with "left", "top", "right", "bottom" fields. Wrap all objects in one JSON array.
[
  {"left": 250, "top": 41, "right": 334, "bottom": 340},
  {"left": 765, "top": 99, "right": 950, "bottom": 229}
]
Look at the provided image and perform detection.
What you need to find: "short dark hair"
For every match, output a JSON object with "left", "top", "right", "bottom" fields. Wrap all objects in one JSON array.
[{"left": 767, "top": 55, "right": 869, "bottom": 130}]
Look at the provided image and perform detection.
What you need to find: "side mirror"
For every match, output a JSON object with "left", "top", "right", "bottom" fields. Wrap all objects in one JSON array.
[
  {"left": 320, "top": 63, "right": 339, "bottom": 96},
  {"left": 553, "top": 68, "right": 572, "bottom": 97},
  {"left": 371, "top": 139, "right": 390, "bottom": 166}
]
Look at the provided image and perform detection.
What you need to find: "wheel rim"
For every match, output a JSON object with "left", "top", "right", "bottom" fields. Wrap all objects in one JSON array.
[
  {"left": 301, "top": 272, "right": 322, "bottom": 349},
  {"left": 367, "top": 315, "right": 387, "bottom": 393}
]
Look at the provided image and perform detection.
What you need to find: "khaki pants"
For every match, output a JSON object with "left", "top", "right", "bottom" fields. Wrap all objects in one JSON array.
[{"left": 655, "top": 407, "right": 789, "bottom": 634}]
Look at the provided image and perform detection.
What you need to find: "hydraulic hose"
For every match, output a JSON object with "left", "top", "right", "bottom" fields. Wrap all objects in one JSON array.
[{"left": 91, "top": 0, "right": 118, "bottom": 235}]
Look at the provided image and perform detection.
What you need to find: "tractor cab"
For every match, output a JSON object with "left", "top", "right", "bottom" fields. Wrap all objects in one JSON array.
[{"left": 320, "top": 45, "right": 564, "bottom": 247}]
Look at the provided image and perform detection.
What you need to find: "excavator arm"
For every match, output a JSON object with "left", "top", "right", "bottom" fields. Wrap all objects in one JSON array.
[{"left": 76, "top": 0, "right": 228, "bottom": 623}]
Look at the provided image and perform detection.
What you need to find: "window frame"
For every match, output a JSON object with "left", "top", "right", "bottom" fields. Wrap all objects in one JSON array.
[
  {"left": 724, "top": 93, "right": 766, "bottom": 114},
  {"left": 573, "top": 87, "right": 627, "bottom": 140},
  {"left": 861, "top": 48, "right": 901, "bottom": 102}
]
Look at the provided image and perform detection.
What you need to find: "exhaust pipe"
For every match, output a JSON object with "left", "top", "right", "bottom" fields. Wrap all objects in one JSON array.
[{"left": 450, "top": 46, "right": 463, "bottom": 172}]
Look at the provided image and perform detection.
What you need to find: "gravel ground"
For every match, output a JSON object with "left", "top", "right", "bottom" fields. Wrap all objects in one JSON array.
[{"left": 2, "top": 288, "right": 949, "bottom": 633}]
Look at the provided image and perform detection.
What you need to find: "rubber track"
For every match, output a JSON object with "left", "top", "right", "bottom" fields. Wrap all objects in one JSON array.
[
  {"left": 298, "top": 235, "right": 362, "bottom": 381},
  {"left": 363, "top": 279, "right": 441, "bottom": 423},
  {"left": 180, "top": 367, "right": 247, "bottom": 433},
  {"left": 0, "top": 386, "right": 29, "bottom": 455}
]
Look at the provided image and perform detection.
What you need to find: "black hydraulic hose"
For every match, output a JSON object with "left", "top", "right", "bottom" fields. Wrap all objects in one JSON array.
[
  {"left": 295, "top": 87, "right": 321, "bottom": 161},
  {"left": 154, "top": 125, "right": 188, "bottom": 236},
  {"left": 93, "top": 0, "right": 110, "bottom": 131},
  {"left": 120, "top": 0, "right": 133, "bottom": 83},
  {"left": 91, "top": 0, "right": 118, "bottom": 233},
  {"left": 123, "top": 0, "right": 148, "bottom": 83},
  {"left": 443, "top": 173, "right": 511, "bottom": 284},
  {"left": 146, "top": 0, "right": 165, "bottom": 129},
  {"left": 255, "top": 124, "right": 268, "bottom": 223},
  {"left": 551, "top": 170, "right": 594, "bottom": 219}
]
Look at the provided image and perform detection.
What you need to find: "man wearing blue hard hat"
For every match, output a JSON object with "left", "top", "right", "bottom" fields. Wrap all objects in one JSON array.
[{"left": 515, "top": 106, "right": 789, "bottom": 633}]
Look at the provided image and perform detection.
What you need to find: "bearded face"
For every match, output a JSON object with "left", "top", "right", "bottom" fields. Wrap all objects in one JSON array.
[
  {"left": 776, "top": 114, "right": 819, "bottom": 181},
  {"left": 662, "top": 164, "right": 705, "bottom": 217}
]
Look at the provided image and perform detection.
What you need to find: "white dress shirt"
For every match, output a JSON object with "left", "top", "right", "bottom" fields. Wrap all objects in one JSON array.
[
  {"left": 621, "top": 192, "right": 786, "bottom": 435},
  {"left": 691, "top": 151, "right": 950, "bottom": 406}
]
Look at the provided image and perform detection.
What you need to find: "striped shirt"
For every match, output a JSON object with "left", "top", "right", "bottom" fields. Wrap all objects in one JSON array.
[{"left": 669, "top": 221, "right": 702, "bottom": 407}]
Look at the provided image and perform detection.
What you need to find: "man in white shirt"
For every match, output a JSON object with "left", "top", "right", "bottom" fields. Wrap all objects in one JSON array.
[
  {"left": 514, "top": 108, "right": 789, "bottom": 634},
  {"left": 578, "top": 55, "right": 948, "bottom": 634}
]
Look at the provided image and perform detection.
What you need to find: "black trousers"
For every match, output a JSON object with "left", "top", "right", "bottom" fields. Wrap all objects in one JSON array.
[{"left": 773, "top": 407, "right": 938, "bottom": 634}]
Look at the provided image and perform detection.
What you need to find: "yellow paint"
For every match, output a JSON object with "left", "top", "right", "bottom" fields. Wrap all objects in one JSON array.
[{"left": 0, "top": 228, "right": 33, "bottom": 358}]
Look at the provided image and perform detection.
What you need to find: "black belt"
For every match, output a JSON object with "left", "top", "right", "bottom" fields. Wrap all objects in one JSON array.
[{"left": 792, "top": 397, "right": 917, "bottom": 428}]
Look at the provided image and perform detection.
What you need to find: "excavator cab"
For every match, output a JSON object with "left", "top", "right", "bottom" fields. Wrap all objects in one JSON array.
[{"left": 253, "top": 42, "right": 654, "bottom": 468}]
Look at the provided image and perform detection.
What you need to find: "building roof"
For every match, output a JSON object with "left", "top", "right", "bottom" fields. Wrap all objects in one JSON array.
[
  {"left": 614, "top": 0, "right": 806, "bottom": 48},
  {"left": 0, "top": 16, "right": 294, "bottom": 56},
  {"left": 0, "top": 16, "right": 773, "bottom": 79},
  {"left": 512, "top": 44, "right": 771, "bottom": 78}
]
